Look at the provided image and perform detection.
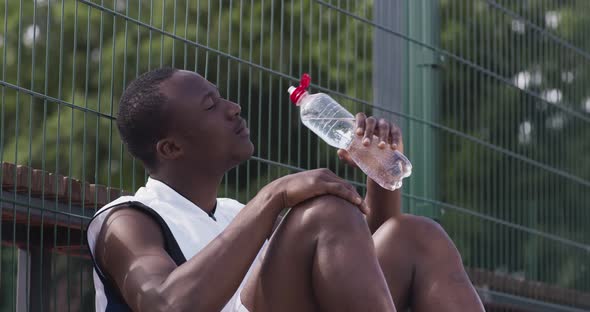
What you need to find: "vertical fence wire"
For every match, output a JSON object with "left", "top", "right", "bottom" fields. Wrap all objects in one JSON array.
[{"left": 0, "top": 0, "right": 588, "bottom": 311}]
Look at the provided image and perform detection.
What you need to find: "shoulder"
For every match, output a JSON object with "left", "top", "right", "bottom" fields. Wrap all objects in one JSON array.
[
  {"left": 93, "top": 205, "right": 180, "bottom": 311},
  {"left": 100, "top": 204, "right": 165, "bottom": 247},
  {"left": 95, "top": 205, "right": 166, "bottom": 271},
  {"left": 93, "top": 196, "right": 137, "bottom": 217}
]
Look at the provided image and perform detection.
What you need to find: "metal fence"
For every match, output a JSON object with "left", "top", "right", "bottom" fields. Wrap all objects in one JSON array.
[{"left": 1, "top": 0, "right": 589, "bottom": 311}]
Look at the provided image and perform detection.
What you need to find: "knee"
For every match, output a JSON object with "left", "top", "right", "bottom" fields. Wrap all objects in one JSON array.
[
  {"left": 287, "top": 195, "right": 367, "bottom": 234},
  {"left": 402, "top": 215, "right": 460, "bottom": 259}
]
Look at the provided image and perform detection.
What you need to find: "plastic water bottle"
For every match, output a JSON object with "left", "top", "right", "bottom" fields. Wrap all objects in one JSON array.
[{"left": 288, "top": 74, "right": 412, "bottom": 191}]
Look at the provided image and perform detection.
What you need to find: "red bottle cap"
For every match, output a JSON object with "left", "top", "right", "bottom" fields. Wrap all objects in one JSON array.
[{"left": 289, "top": 73, "right": 311, "bottom": 105}]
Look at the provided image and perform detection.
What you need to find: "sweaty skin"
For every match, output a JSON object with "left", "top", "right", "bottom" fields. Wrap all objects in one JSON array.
[{"left": 95, "top": 70, "right": 485, "bottom": 312}]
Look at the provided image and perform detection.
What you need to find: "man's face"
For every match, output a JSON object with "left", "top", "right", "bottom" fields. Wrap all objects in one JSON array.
[{"left": 159, "top": 70, "right": 254, "bottom": 172}]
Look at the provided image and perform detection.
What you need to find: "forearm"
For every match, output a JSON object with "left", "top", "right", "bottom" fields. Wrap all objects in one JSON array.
[
  {"left": 365, "top": 178, "right": 402, "bottom": 234},
  {"left": 157, "top": 190, "right": 281, "bottom": 311}
]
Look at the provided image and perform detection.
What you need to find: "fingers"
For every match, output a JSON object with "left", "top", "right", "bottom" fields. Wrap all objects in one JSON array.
[
  {"left": 363, "top": 116, "right": 377, "bottom": 146},
  {"left": 317, "top": 168, "right": 347, "bottom": 185},
  {"left": 357, "top": 113, "right": 391, "bottom": 148},
  {"left": 390, "top": 124, "right": 402, "bottom": 150},
  {"left": 304, "top": 169, "right": 368, "bottom": 214},
  {"left": 337, "top": 149, "right": 357, "bottom": 168},
  {"left": 325, "top": 182, "right": 369, "bottom": 214},
  {"left": 377, "top": 118, "right": 390, "bottom": 149},
  {"left": 316, "top": 169, "right": 361, "bottom": 200},
  {"left": 355, "top": 112, "right": 366, "bottom": 136},
  {"left": 355, "top": 114, "right": 403, "bottom": 151}
]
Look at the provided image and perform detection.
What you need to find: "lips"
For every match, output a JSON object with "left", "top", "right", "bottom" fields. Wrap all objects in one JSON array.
[{"left": 235, "top": 119, "right": 250, "bottom": 136}]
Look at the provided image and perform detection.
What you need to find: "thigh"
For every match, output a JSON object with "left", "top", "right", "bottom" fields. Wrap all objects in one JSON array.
[
  {"left": 374, "top": 215, "right": 485, "bottom": 312},
  {"left": 405, "top": 217, "right": 484, "bottom": 312},
  {"left": 240, "top": 208, "right": 318, "bottom": 312},
  {"left": 372, "top": 217, "right": 417, "bottom": 311},
  {"left": 242, "top": 196, "right": 397, "bottom": 312}
]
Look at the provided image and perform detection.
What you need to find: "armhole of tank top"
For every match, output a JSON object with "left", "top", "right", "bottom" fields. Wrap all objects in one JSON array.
[{"left": 85, "top": 201, "right": 188, "bottom": 301}]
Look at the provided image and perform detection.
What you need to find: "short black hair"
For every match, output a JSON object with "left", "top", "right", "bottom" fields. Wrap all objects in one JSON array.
[{"left": 117, "top": 67, "right": 178, "bottom": 170}]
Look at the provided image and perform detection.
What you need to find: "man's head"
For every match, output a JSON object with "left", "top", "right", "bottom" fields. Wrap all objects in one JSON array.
[{"left": 117, "top": 68, "right": 254, "bottom": 175}]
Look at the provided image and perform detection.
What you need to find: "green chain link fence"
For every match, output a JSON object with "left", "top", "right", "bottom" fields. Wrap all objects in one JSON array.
[{"left": 1, "top": 0, "right": 589, "bottom": 311}]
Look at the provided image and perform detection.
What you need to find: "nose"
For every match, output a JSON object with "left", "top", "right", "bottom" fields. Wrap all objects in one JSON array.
[{"left": 226, "top": 99, "right": 241, "bottom": 118}]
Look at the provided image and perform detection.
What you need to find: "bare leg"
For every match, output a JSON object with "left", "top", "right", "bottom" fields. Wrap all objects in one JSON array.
[
  {"left": 372, "top": 216, "right": 415, "bottom": 310},
  {"left": 373, "top": 215, "right": 485, "bottom": 312},
  {"left": 241, "top": 195, "right": 396, "bottom": 312}
]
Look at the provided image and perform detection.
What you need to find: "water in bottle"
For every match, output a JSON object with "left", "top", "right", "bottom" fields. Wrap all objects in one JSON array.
[{"left": 288, "top": 74, "right": 412, "bottom": 191}]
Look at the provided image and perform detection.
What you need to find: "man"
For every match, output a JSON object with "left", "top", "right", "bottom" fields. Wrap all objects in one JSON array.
[{"left": 87, "top": 67, "right": 485, "bottom": 311}]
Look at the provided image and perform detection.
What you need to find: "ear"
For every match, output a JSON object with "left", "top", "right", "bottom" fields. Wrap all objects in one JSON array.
[{"left": 156, "top": 137, "right": 184, "bottom": 161}]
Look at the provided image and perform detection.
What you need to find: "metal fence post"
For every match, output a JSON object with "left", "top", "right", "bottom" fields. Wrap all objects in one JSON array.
[{"left": 374, "top": 0, "right": 440, "bottom": 219}]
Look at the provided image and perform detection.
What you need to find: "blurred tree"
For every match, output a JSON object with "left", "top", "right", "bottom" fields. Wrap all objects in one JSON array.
[
  {"left": 0, "top": 2, "right": 588, "bottom": 310},
  {"left": 438, "top": 0, "right": 590, "bottom": 291}
]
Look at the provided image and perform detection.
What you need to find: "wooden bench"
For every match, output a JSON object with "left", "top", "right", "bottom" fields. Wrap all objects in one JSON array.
[
  {"left": 1, "top": 162, "right": 132, "bottom": 311},
  {"left": 1, "top": 162, "right": 132, "bottom": 253}
]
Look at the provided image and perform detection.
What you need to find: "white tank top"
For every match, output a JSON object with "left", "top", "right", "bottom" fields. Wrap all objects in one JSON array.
[{"left": 87, "top": 177, "right": 261, "bottom": 312}]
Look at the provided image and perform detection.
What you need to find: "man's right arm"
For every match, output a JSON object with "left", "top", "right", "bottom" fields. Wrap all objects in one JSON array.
[
  {"left": 96, "top": 190, "right": 279, "bottom": 312},
  {"left": 95, "top": 169, "right": 366, "bottom": 312}
]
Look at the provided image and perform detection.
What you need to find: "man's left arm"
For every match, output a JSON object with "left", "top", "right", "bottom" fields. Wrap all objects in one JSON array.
[
  {"left": 365, "top": 178, "right": 402, "bottom": 233},
  {"left": 337, "top": 113, "right": 404, "bottom": 233}
]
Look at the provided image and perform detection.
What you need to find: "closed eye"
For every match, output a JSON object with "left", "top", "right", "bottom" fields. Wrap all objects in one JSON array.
[{"left": 205, "top": 96, "right": 217, "bottom": 111}]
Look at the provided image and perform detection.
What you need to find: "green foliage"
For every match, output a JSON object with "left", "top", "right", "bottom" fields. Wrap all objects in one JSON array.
[
  {"left": 438, "top": 0, "right": 590, "bottom": 291},
  {"left": 1, "top": 0, "right": 588, "bottom": 307}
]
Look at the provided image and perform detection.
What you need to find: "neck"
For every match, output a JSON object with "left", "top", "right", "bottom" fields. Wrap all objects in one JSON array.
[{"left": 151, "top": 167, "right": 223, "bottom": 214}]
